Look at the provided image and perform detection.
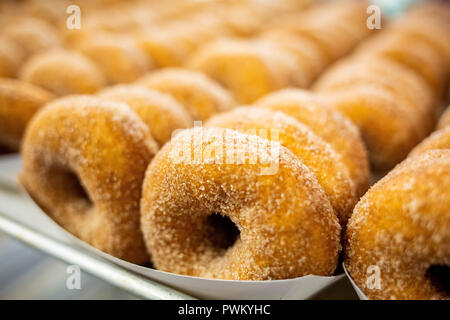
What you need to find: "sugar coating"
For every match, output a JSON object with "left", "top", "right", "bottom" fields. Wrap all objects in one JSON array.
[
  {"left": 206, "top": 106, "right": 357, "bottom": 226},
  {"left": 141, "top": 127, "right": 341, "bottom": 280},
  {"left": 409, "top": 126, "right": 450, "bottom": 158},
  {"left": 19, "top": 49, "right": 106, "bottom": 96},
  {"left": 0, "top": 78, "right": 54, "bottom": 150},
  {"left": 345, "top": 150, "right": 450, "bottom": 300},
  {"left": 20, "top": 95, "right": 157, "bottom": 264},
  {"left": 98, "top": 84, "right": 192, "bottom": 146},
  {"left": 137, "top": 67, "right": 235, "bottom": 120},
  {"left": 254, "top": 88, "right": 370, "bottom": 197}
]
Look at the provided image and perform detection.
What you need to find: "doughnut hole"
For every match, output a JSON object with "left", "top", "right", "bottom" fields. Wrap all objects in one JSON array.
[
  {"left": 426, "top": 265, "right": 450, "bottom": 297},
  {"left": 206, "top": 213, "right": 240, "bottom": 250},
  {"left": 45, "top": 165, "right": 93, "bottom": 212}
]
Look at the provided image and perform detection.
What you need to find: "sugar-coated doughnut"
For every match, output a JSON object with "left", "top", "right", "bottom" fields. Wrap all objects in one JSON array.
[
  {"left": 438, "top": 107, "right": 450, "bottom": 130},
  {"left": 187, "top": 39, "right": 287, "bottom": 104},
  {"left": 409, "top": 127, "right": 450, "bottom": 158},
  {"left": 141, "top": 127, "right": 341, "bottom": 280},
  {"left": 80, "top": 35, "right": 153, "bottom": 84},
  {"left": 323, "top": 85, "right": 423, "bottom": 169},
  {"left": 19, "top": 49, "right": 106, "bottom": 96},
  {"left": 98, "top": 85, "right": 192, "bottom": 146},
  {"left": 360, "top": 34, "right": 447, "bottom": 96},
  {"left": 137, "top": 68, "right": 235, "bottom": 120},
  {"left": 260, "top": 29, "right": 329, "bottom": 81},
  {"left": 345, "top": 150, "right": 450, "bottom": 300},
  {"left": 314, "top": 58, "right": 436, "bottom": 137},
  {"left": 206, "top": 107, "right": 356, "bottom": 226},
  {"left": 254, "top": 89, "right": 370, "bottom": 197},
  {"left": 0, "top": 78, "right": 54, "bottom": 150},
  {"left": 136, "top": 30, "right": 190, "bottom": 67},
  {"left": 20, "top": 95, "right": 158, "bottom": 264},
  {"left": 1, "top": 17, "right": 61, "bottom": 58}
]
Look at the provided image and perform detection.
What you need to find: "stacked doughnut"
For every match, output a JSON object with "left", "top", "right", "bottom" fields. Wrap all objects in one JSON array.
[
  {"left": 314, "top": 3, "right": 450, "bottom": 169},
  {"left": 187, "top": 0, "right": 374, "bottom": 103},
  {"left": 345, "top": 149, "right": 450, "bottom": 300}
]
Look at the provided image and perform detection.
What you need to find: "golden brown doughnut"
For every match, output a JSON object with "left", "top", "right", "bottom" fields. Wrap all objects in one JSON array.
[
  {"left": 21, "top": 95, "right": 158, "bottom": 264},
  {"left": 19, "top": 49, "right": 106, "bottom": 96},
  {"left": 345, "top": 150, "right": 450, "bottom": 300},
  {"left": 206, "top": 106, "right": 357, "bottom": 226},
  {"left": 186, "top": 39, "right": 287, "bottom": 104},
  {"left": 1, "top": 16, "right": 61, "bottom": 58},
  {"left": 314, "top": 58, "right": 436, "bottom": 136},
  {"left": 438, "top": 107, "right": 450, "bottom": 130},
  {"left": 136, "top": 30, "right": 191, "bottom": 67},
  {"left": 409, "top": 127, "right": 450, "bottom": 158},
  {"left": 80, "top": 35, "right": 153, "bottom": 84},
  {"left": 0, "top": 78, "right": 54, "bottom": 150},
  {"left": 141, "top": 127, "right": 341, "bottom": 280},
  {"left": 137, "top": 68, "right": 235, "bottom": 120},
  {"left": 361, "top": 33, "right": 447, "bottom": 96},
  {"left": 254, "top": 89, "right": 370, "bottom": 197},
  {"left": 322, "top": 85, "right": 424, "bottom": 169},
  {"left": 98, "top": 84, "right": 192, "bottom": 146},
  {"left": 260, "top": 29, "right": 329, "bottom": 81}
]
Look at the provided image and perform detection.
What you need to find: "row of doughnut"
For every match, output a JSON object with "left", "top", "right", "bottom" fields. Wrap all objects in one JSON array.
[
  {"left": 313, "top": 4, "right": 450, "bottom": 169},
  {"left": 0, "top": 66, "right": 237, "bottom": 150},
  {"left": 0, "top": 0, "right": 372, "bottom": 100}
]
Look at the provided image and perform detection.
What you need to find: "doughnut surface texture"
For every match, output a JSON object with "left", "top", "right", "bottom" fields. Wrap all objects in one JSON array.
[
  {"left": 345, "top": 150, "right": 450, "bottom": 300},
  {"left": 141, "top": 127, "right": 341, "bottom": 280}
]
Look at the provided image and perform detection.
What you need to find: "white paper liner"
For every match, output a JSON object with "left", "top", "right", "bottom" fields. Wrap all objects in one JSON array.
[
  {"left": 343, "top": 264, "right": 369, "bottom": 300},
  {"left": 0, "top": 154, "right": 346, "bottom": 300}
]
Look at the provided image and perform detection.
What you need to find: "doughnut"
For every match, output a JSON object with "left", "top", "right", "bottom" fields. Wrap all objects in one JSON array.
[
  {"left": 186, "top": 39, "right": 287, "bottom": 104},
  {"left": 360, "top": 33, "right": 447, "bottom": 96},
  {"left": 206, "top": 107, "right": 357, "bottom": 226},
  {"left": 252, "top": 39, "right": 313, "bottom": 89},
  {"left": 345, "top": 150, "right": 450, "bottom": 300},
  {"left": 79, "top": 35, "right": 153, "bottom": 84},
  {"left": 314, "top": 57, "right": 436, "bottom": 109},
  {"left": 140, "top": 127, "right": 341, "bottom": 280},
  {"left": 137, "top": 68, "right": 235, "bottom": 120},
  {"left": 19, "top": 49, "right": 106, "bottom": 96},
  {"left": 0, "top": 78, "right": 54, "bottom": 150},
  {"left": 390, "top": 17, "right": 450, "bottom": 69},
  {"left": 136, "top": 30, "right": 190, "bottom": 67},
  {"left": 254, "top": 89, "right": 370, "bottom": 197},
  {"left": 409, "top": 127, "right": 450, "bottom": 158},
  {"left": 20, "top": 95, "right": 158, "bottom": 264},
  {"left": 322, "top": 85, "right": 424, "bottom": 169},
  {"left": 98, "top": 84, "right": 192, "bottom": 146},
  {"left": 0, "top": 36, "right": 25, "bottom": 78},
  {"left": 314, "top": 58, "right": 436, "bottom": 136},
  {"left": 1, "top": 16, "right": 61, "bottom": 58},
  {"left": 260, "top": 29, "right": 329, "bottom": 81},
  {"left": 438, "top": 107, "right": 450, "bottom": 130}
]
